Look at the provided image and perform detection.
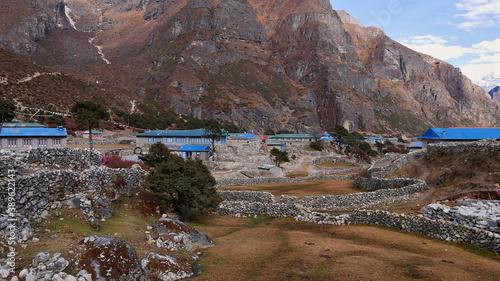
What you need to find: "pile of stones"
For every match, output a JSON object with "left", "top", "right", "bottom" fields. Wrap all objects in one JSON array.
[{"left": 424, "top": 200, "right": 500, "bottom": 234}]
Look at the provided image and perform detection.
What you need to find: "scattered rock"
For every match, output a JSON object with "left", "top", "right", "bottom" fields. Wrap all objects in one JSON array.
[
  {"left": 152, "top": 218, "right": 214, "bottom": 251},
  {"left": 141, "top": 252, "right": 193, "bottom": 281}
]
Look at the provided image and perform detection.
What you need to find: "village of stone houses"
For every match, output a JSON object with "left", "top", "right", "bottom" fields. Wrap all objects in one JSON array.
[{"left": 1, "top": 118, "right": 500, "bottom": 280}]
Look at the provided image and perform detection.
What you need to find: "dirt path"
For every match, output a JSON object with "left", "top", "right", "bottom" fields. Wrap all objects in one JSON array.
[{"left": 17, "top": 72, "right": 60, "bottom": 83}]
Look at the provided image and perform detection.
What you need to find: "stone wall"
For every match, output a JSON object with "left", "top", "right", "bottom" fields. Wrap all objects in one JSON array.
[
  {"left": 217, "top": 191, "right": 275, "bottom": 204},
  {"left": 428, "top": 140, "right": 500, "bottom": 153},
  {"left": 216, "top": 182, "right": 428, "bottom": 215},
  {"left": 367, "top": 150, "right": 427, "bottom": 178},
  {"left": 310, "top": 156, "right": 358, "bottom": 166},
  {"left": 215, "top": 172, "right": 359, "bottom": 187},
  {"left": 353, "top": 177, "right": 425, "bottom": 191},
  {"left": 0, "top": 165, "right": 145, "bottom": 222},
  {"left": 349, "top": 210, "right": 500, "bottom": 254},
  {"left": 280, "top": 183, "right": 428, "bottom": 210},
  {"left": 424, "top": 201, "right": 500, "bottom": 234},
  {"left": 0, "top": 148, "right": 101, "bottom": 177},
  {"left": 294, "top": 209, "right": 500, "bottom": 253}
]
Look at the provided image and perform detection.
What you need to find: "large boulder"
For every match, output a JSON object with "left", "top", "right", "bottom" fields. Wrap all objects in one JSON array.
[
  {"left": 74, "top": 236, "right": 147, "bottom": 281},
  {"left": 141, "top": 252, "right": 193, "bottom": 281},
  {"left": 151, "top": 218, "right": 214, "bottom": 251}
]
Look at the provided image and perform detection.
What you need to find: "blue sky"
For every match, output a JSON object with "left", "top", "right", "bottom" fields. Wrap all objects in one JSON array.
[{"left": 329, "top": 0, "right": 500, "bottom": 89}]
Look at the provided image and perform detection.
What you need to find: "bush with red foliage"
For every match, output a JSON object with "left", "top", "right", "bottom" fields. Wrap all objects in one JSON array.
[
  {"left": 382, "top": 147, "right": 403, "bottom": 154},
  {"left": 107, "top": 155, "right": 148, "bottom": 171},
  {"left": 66, "top": 129, "right": 77, "bottom": 137},
  {"left": 47, "top": 124, "right": 57, "bottom": 128},
  {"left": 103, "top": 123, "right": 114, "bottom": 131},
  {"left": 64, "top": 119, "right": 79, "bottom": 131}
]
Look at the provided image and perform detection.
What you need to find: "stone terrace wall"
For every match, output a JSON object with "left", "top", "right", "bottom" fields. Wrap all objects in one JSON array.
[
  {"left": 294, "top": 209, "right": 500, "bottom": 253},
  {"left": 216, "top": 172, "right": 359, "bottom": 187},
  {"left": 428, "top": 140, "right": 500, "bottom": 153},
  {"left": 216, "top": 182, "right": 428, "bottom": 215},
  {"left": 424, "top": 201, "right": 500, "bottom": 234},
  {"left": 310, "top": 156, "right": 359, "bottom": 166},
  {"left": 367, "top": 150, "right": 426, "bottom": 179},
  {"left": 0, "top": 165, "right": 145, "bottom": 220},
  {"left": 353, "top": 177, "right": 425, "bottom": 191},
  {"left": 279, "top": 183, "right": 428, "bottom": 210},
  {"left": 218, "top": 191, "right": 275, "bottom": 204},
  {"left": 349, "top": 210, "right": 500, "bottom": 254},
  {"left": 0, "top": 148, "right": 101, "bottom": 177}
]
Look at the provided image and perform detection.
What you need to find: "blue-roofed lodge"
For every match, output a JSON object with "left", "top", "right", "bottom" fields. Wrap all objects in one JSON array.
[
  {"left": 418, "top": 128, "right": 500, "bottom": 148},
  {"left": 136, "top": 129, "right": 227, "bottom": 147},
  {"left": 0, "top": 125, "right": 68, "bottom": 153}
]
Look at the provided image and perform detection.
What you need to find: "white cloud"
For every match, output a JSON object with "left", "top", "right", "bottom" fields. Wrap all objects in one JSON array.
[
  {"left": 402, "top": 35, "right": 449, "bottom": 45},
  {"left": 469, "top": 53, "right": 500, "bottom": 63},
  {"left": 460, "top": 63, "right": 500, "bottom": 88},
  {"left": 401, "top": 42, "right": 484, "bottom": 60},
  {"left": 472, "top": 38, "right": 500, "bottom": 52},
  {"left": 455, "top": 0, "right": 500, "bottom": 29}
]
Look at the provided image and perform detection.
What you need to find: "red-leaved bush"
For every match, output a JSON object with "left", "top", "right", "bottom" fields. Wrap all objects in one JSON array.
[
  {"left": 107, "top": 155, "right": 148, "bottom": 171},
  {"left": 66, "top": 129, "right": 77, "bottom": 137}
]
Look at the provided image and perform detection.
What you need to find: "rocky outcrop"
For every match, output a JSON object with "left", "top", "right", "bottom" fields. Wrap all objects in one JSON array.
[
  {"left": 150, "top": 217, "right": 214, "bottom": 251},
  {"left": 141, "top": 253, "right": 194, "bottom": 281},
  {"left": 74, "top": 236, "right": 147, "bottom": 281},
  {"left": 489, "top": 86, "right": 500, "bottom": 103}
]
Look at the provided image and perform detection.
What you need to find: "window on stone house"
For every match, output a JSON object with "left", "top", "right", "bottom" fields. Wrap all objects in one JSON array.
[
  {"left": 7, "top": 139, "right": 17, "bottom": 147},
  {"left": 22, "top": 139, "right": 32, "bottom": 147},
  {"left": 53, "top": 139, "right": 62, "bottom": 147},
  {"left": 38, "top": 139, "right": 48, "bottom": 147}
]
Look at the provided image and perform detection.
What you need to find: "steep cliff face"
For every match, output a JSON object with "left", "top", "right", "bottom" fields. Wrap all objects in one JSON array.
[
  {"left": 0, "top": 1, "right": 498, "bottom": 134},
  {"left": 490, "top": 86, "right": 500, "bottom": 104},
  {"left": 338, "top": 10, "right": 499, "bottom": 130}
]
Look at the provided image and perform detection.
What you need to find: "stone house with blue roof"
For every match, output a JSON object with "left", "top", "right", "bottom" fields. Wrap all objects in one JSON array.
[
  {"left": 0, "top": 124, "right": 68, "bottom": 153},
  {"left": 136, "top": 129, "right": 229, "bottom": 159},
  {"left": 418, "top": 128, "right": 500, "bottom": 148},
  {"left": 135, "top": 129, "right": 227, "bottom": 146}
]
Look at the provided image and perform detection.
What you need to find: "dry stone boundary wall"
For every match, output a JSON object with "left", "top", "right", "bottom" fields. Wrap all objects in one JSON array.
[
  {"left": 0, "top": 148, "right": 145, "bottom": 243},
  {"left": 428, "top": 140, "right": 500, "bottom": 153},
  {"left": 367, "top": 149, "right": 427, "bottom": 178},
  {"left": 216, "top": 172, "right": 358, "bottom": 187},
  {"left": 215, "top": 141, "right": 500, "bottom": 253},
  {"left": 298, "top": 210, "right": 500, "bottom": 254}
]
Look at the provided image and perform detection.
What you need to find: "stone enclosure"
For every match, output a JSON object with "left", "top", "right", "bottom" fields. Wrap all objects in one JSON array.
[{"left": 215, "top": 141, "right": 500, "bottom": 253}]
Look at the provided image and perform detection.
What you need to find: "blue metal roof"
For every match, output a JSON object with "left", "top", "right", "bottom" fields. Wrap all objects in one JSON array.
[
  {"left": 137, "top": 129, "right": 227, "bottom": 137},
  {"left": 237, "top": 134, "right": 255, "bottom": 138},
  {"left": 266, "top": 140, "right": 285, "bottom": 145},
  {"left": 419, "top": 128, "right": 500, "bottom": 140},
  {"left": 178, "top": 145, "right": 211, "bottom": 152},
  {"left": 2, "top": 123, "right": 47, "bottom": 128},
  {"left": 408, "top": 141, "right": 423, "bottom": 148},
  {"left": 270, "top": 134, "right": 314, "bottom": 139},
  {"left": 0, "top": 127, "right": 68, "bottom": 137}
]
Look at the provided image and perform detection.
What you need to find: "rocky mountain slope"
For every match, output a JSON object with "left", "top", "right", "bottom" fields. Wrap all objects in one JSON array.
[
  {"left": 490, "top": 86, "right": 500, "bottom": 104},
  {"left": 1, "top": 0, "right": 498, "bottom": 134}
]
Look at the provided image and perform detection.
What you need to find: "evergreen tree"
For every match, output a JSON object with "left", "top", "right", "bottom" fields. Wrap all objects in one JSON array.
[
  {"left": 0, "top": 99, "right": 15, "bottom": 122},
  {"left": 270, "top": 148, "right": 290, "bottom": 167},
  {"left": 142, "top": 143, "right": 222, "bottom": 221},
  {"left": 203, "top": 119, "right": 223, "bottom": 154},
  {"left": 71, "top": 101, "right": 109, "bottom": 150}
]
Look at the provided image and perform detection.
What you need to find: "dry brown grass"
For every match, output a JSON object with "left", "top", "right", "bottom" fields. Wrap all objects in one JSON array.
[
  {"left": 191, "top": 216, "right": 500, "bottom": 280},
  {"left": 317, "top": 162, "right": 358, "bottom": 168},
  {"left": 220, "top": 180, "right": 358, "bottom": 200},
  {"left": 17, "top": 195, "right": 500, "bottom": 280}
]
